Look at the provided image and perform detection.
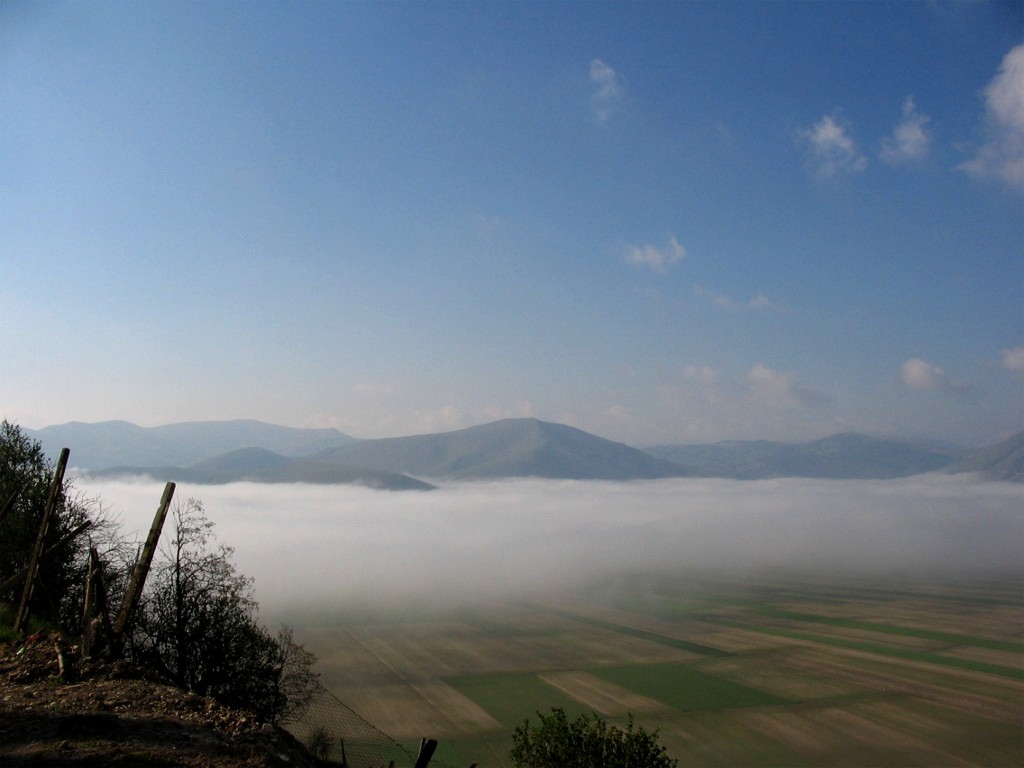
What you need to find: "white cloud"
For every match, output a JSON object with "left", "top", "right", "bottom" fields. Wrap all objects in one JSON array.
[
  {"left": 1001, "top": 346, "right": 1024, "bottom": 372},
  {"left": 694, "top": 285, "right": 780, "bottom": 313},
  {"left": 800, "top": 112, "right": 868, "bottom": 179},
  {"left": 960, "top": 44, "right": 1024, "bottom": 189},
  {"left": 624, "top": 235, "right": 685, "bottom": 272},
  {"left": 900, "top": 357, "right": 968, "bottom": 392},
  {"left": 594, "top": 404, "right": 641, "bottom": 436},
  {"left": 649, "top": 363, "right": 839, "bottom": 443},
  {"left": 411, "top": 402, "right": 540, "bottom": 435},
  {"left": 747, "top": 363, "right": 797, "bottom": 405},
  {"left": 747, "top": 364, "right": 829, "bottom": 407},
  {"left": 413, "top": 404, "right": 465, "bottom": 433},
  {"left": 880, "top": 97, "right": 932, "bottom": 163},
  {"left": 589, "top": 58, "right": 624, "bottom": 124},
  {"left": 901, "top": 358, "right": 944, "bottom": 390}
]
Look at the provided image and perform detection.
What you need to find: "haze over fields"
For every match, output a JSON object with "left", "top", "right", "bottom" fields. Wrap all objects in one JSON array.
[
  {"left": 81, "top": 475, "right": 1023, "bottom": 617},
  {"left": 2, "top": 2, "right": 1022, "bottom": 449}
]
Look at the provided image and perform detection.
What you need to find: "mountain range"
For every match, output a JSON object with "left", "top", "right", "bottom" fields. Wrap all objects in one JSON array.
[
  {"left": 314, "top": 418, "right": 686, "bottom": 481},
  {"left": 24, "top": 418, "right": 1024, "bottom": 486},
  {"left": 86, "top": 447, "right": 436, "bottom": 491},
  {"left": 26, "top": 419, "right": 356, "bottom": 470},
  {"left": 644, "top": 433, "right": 961, "bottom": 480},
  {"left": 944, "top": 430, "right": 1024, "bottom": 482}
]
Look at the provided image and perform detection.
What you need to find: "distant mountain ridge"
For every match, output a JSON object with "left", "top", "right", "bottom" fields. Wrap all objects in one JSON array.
[
  {"left": 313, "top": 418, "right": 687, "bottom": 480},
  {"left": 23, "top": 418, "right": 1023, "bottom": 484},
  {"left": 25, "top": 419, "right": 357, "bottom": 470},
  {"left": 644, "top": 432, "right": 965, "bottom": 480},
  {"left": 946, "top": 431, "right": 1024, "bottom": 482},
  {"left": 87, "top": 447, "right": 435, "bottom": 491}
]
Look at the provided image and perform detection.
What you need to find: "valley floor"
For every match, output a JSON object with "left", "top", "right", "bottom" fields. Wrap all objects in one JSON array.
[{"left": 291, "top": 572, "right": 1024, "bottom": 767}]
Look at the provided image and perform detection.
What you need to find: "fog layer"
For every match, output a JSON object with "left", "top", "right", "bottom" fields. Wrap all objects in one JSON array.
[{"left": 80, "top": 475, "right": 1023, "bottom": 614}]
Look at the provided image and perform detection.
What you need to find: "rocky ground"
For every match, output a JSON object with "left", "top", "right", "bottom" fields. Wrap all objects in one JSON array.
[{"left": 0, "top": 631, "right": 320, "bottom": 767}]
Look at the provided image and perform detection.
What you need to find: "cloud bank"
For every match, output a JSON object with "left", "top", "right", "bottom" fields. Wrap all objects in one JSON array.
[
  {"left": 81, "top": 476, "right": 1023, "bottom": 616},
  {"left": 960, "top": 44, "right": 1024, "bottom": 188}
]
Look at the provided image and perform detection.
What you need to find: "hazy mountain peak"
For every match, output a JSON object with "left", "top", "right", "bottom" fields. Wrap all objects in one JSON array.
[{"left": 317, "top": 417, "right": 685, "bottom": 480}]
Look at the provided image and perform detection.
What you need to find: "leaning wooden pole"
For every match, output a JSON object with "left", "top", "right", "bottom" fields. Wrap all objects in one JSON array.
[
  {"left": 108, "top": 481, "right": 175, "bottom": 660},
  {"left": 413, "top": 738, "right": 438, "bottom": 768},
  {"left": 13, "top": 448, "right": 69, "bottom": 634},
  {"left": 81, "top": 551, "right": 98, "bottom": 658}
]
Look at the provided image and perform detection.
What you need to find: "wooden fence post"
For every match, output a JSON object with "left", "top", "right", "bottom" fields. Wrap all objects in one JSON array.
[
  {"left": 80, "top": 547, "right": 114, "bottom": 659},
  {"left": 108, "top": 481, "right": 175, "bottom": 659},
  {"left": 81, "top": 551, "right": 97, "bottom": 657},
  {"left": 13, "top": 448, "right": 69, "bottom": 633},
  {"left": 413, "top": 738, "right": 437, "bottom": 768}
]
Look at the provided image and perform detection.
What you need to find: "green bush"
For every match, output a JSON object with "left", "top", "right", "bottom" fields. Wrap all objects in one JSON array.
[
  {"left": 510, "top": 707, "right": 677, "bottom": 768},
  {"left": 0, "top": 421, "right": 92, "bottom": 633}
]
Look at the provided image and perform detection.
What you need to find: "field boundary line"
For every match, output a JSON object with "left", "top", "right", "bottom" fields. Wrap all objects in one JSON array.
[
  {"left": 533, "top": 605, "right": 731, "bottom": 658},
  {"left": 780, "top": 651, "right": 1023, "bottom": 725},
  {"left": 537, "top": 671, "right": 667, "bottom": 716},
  {"left": 736, "top": 604, "right": 1024, "bottom": 654},
  {"left": 344, "top": 629, "right": 494, "bottom": 735},
  {"left": 721, "top": 621, "right": 1024, "bottom": 680}
]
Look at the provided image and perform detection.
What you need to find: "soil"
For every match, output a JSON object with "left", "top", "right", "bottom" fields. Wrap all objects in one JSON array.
[{"left": 0, "top": 631, "right": 320, "bottom": 767}]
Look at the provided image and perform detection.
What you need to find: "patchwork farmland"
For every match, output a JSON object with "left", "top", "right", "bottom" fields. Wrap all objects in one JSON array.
[{"left": 294, "top": 574, "right": 1024, "bottom": 767}]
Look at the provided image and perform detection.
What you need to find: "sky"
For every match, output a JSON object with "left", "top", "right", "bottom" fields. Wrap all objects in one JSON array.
[
  {"left": 2, "top": 1, "right": 1023, "bottom": 447},
  {"left": 83, "top": 475, "right": 1024, "bottom": 616}
]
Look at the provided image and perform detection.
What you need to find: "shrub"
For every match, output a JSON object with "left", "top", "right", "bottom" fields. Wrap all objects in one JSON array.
[
  {"left": 129, "top": 498, "right": 320, "bottom": 723},
  {"left": 510, "top": 707, "right": 677, "bottom": 768},
  {"left": 0, "top": 421, "right": 92, "bottom": 632}
]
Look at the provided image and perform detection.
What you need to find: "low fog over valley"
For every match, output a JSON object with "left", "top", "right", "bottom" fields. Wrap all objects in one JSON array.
[{"left": 81, "top": 474, "right": 1023, "bottom": 618}]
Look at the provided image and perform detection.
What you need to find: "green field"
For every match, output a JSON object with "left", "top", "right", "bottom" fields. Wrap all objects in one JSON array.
[
  {"left": 446, "top": 672, "right": 596, "bottom": 728},
  {"left": 292, "top": 573, "right": 1024, "bottom": 767}
]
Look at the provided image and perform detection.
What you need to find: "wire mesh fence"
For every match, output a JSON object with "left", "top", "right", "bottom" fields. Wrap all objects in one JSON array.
[
  {"left": 284, "top": 685, "right": 464, "bottom": 767},
  {"left": 285, "top": 686, "right": 415, "bottom": 767}
]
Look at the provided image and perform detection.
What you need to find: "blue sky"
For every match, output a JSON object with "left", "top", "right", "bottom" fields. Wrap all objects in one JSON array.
[{"left": 2, "top": 1, "right": 1022, "bottom": 447}]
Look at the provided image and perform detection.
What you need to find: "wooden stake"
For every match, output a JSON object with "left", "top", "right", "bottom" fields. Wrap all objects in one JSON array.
[
  {"left": 13, "top": 448, "right": 69, "bottom": 633},
  {"left": 109, "top": 481, "right": 175, "bottom": 659},
  {"left": 55, "top": 642, "right": 67, "bottom": 681},
  {"left": 82, "top": 549, "right": 99, "bottom": 657},
  {"left": 413, "top": 738, "right": 437, "bottom": 768},
  {"left": 89, "top": 548, "right": 113, "bottom": 657}
]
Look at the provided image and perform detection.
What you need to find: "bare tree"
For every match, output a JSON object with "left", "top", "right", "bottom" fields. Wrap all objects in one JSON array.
[{"left": 130, "top": 498, "right": 320, "bottom": 723}]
